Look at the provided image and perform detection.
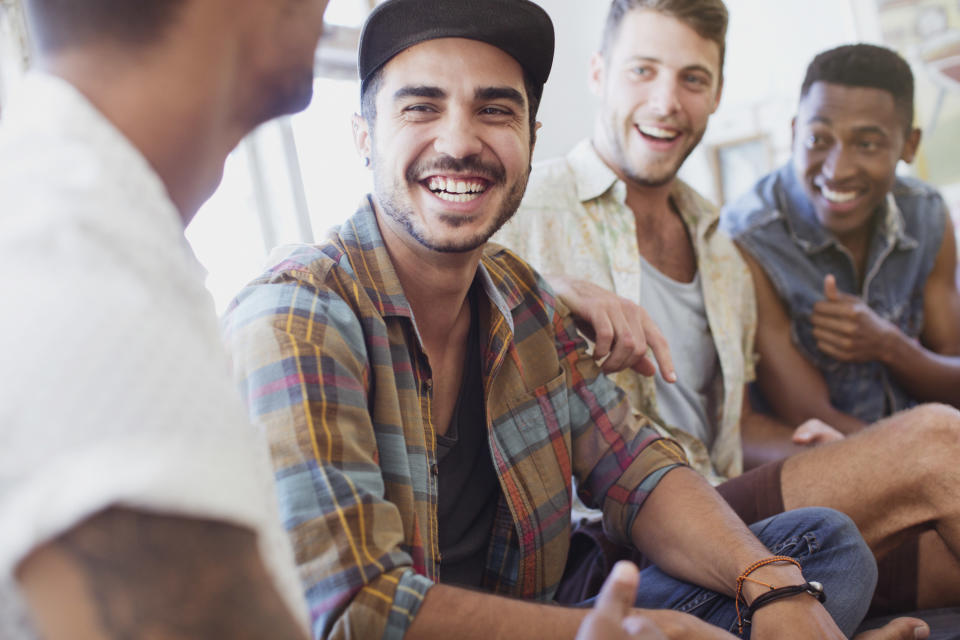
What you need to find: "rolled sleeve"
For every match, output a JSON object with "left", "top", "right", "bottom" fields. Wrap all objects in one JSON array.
[{"left": 553, "top": 300, "right": 688, "bottom": 546}]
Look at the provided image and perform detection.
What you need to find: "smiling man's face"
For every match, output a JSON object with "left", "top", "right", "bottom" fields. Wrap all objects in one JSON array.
[
  {"left": 792, "top": 81, "right": 919, "bottom": 242},
  {"left": 591, "top": 9, "right": 722, "bottom": 188},
  {"left": 359, "top": 37, "right": 534, "bottom": 254}
]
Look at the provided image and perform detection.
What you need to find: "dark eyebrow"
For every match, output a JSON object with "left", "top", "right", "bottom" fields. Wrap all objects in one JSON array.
[
  {"left": 807, "top": 116, "right": 890, "bottom": 138},
  {"left": 476, "top": 86, "right": 526, "bottom": 109},
  {"left": 393, "top": 85, "right": 446, "bottom": 101}
]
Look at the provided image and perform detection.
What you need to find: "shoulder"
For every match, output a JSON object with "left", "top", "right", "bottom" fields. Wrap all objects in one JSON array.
[
  {"left": 482, "top": 243, "right": 560, "bottom": 319},
  {"left": 892, "top": 175, "right": 949, "bottom": 223},
  {"left": 225, "top": 237, "right": 372, "bottom": 355},
  {"left": 720, "top": 167, "right": 788, "bottom": 238}
]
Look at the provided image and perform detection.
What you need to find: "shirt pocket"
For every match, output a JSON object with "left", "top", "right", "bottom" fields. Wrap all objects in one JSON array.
[{"left": 500, "top": 371, "right": 573, "bottom": 513}]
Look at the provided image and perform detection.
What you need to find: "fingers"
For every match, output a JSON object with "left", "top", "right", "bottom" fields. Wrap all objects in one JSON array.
[
  {"left": 631, "top": 308, "right": 676, "bottom": 383},
  {"left": 595, "top": 561, "right": 640, "bottom": 618},
  {"left": 590, "top": 310, "right": 616, "bottom": 361},
  {"left": 852, "top": 616, "right": 929, "bottom": 640},
  {"left": 811, "top": 312, "right": 857, "bottom": 335},
  {"left": 823, "top": 274, "right": 840, "bottom": 301},
  {"left": 792, "top": 419, "right": 844, "bottom": 445}
]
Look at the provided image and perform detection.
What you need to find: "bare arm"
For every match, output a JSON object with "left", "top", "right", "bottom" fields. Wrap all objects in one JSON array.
[
  {"left": 629, "top": 467, "right": 847, "bottom": 640},
  {"left": 879, "top": 216, "right": 960, "bottom": 405},
  {"left": 16, "top": 507, "right": 306, "bottom": 640},
  {"left": 741, "top": 249, "right": 866, "bottom": 434},
  {"left": 407, "top": 570, "right": 734, "bottom": 640}
]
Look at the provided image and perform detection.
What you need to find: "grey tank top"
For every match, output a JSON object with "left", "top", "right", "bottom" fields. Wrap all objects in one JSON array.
[{"left": 637, "top": 254, "right": 722, "bottom": 448}]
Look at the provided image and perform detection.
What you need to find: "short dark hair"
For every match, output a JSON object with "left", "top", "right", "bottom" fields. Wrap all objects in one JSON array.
[
  {"left": 359, "top": 64, "right": 542, "bottom": 144},
  {"left": 600, "top": 0, "right": 729, "bottom": 83},
  {"left": 801, "top": 44, "right": 915, "bottom": 132},
  {"left": 24, "top": 0, "right": 187, "bottom": 53}
]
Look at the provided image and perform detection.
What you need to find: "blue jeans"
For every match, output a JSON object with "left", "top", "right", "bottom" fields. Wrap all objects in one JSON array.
[{"left": 631, "top": 507, "right": 877, "bottom": 638}]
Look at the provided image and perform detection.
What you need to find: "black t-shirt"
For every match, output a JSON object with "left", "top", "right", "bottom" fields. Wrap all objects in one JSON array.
[{"left": 436, "top": 287, "right": 501, "bottom": 588}]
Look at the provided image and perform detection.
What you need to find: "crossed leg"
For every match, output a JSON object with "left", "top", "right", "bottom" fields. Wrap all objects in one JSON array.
[{"left": 780, "top": 403, "right": 960, "bottom": 608}]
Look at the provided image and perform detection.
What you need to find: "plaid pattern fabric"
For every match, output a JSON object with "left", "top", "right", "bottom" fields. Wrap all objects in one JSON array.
[{"left": 224, "top": 198, "right": 687, "bottom": 640}]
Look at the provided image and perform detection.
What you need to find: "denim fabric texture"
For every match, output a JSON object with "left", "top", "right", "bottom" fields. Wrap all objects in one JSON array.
[
  {"left": 627, "top": 507, "right": 877, "bottom": 638},
  {"left": 722, "top": 164, "right": 947, "bottom": 422}
]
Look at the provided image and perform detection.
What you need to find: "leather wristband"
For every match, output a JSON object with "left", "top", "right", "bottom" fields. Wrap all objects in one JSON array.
[{"left": 741, "top": 581, "right": 827, "bottom": 628}]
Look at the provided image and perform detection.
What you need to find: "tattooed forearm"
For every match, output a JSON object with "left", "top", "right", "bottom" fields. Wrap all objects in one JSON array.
[{"left": 17, "top": 507, "right": 306, "bottom": 640}]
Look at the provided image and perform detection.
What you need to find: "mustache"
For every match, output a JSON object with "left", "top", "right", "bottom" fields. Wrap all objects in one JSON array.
[{"left": 406, "top": 155, "right": 505, "bottom": 185}]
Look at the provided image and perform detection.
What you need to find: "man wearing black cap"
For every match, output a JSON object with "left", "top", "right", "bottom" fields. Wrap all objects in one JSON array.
[{"left": 225, "top": 1, "right": 885, "bottom": 639}]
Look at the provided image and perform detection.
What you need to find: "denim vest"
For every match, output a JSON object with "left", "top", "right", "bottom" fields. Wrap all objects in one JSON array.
[{"left": 722, "top": 163, "right": 946, "bottom": 423}]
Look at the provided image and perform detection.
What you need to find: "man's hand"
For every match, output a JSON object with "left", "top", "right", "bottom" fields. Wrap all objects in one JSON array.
[
  {"left": 791, "top": 418, "right": 845, "bottom": 446},
  {"left": 548, "top": 275, "right": 676, "bottom": 380},
  {"left": 575, "top": 562, "right": 667, "bottom": 640},
  {"left": 811, "top": 275, "right": 899, "bottom": 363}
]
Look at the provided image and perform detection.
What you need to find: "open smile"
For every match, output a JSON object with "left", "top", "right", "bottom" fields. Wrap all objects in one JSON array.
[
  {"left": 813, "top": 179, "right": 868, "bottom": 212},
  {"left": 635, "top": 123, "right": 682, "bottom": 143},
  {"left": 423, "top": 175, "right": 491, "bottom": 204}
]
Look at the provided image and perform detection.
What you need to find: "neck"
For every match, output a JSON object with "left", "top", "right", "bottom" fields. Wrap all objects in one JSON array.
[
  {"left": 590, "top": 138, "right": 676, "bottom": 222},
  {"left": 38, "top": 30, "right": 251, "bottom": 225},
  {"left": 372, "top": 202, "right": 481, "bottom": 343}
]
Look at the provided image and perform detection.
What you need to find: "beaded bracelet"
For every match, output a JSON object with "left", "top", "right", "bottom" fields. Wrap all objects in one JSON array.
[{"left": 734, "top": 556, "right": 803, "bottom": 635}]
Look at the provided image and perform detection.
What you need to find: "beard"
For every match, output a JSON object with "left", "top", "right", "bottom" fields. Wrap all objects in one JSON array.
[
  {"left": 373, "top": 154, "right": 530, "bottom": 254},
  {"left": 602, "top": 117, "right": 706, "bottom": 188}
]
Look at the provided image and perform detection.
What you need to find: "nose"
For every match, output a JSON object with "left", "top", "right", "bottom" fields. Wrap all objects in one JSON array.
[
  {"left": 821, "top": 144, "right": 856, "bottom": 182},
  {"left": 433, "top": 108, "right": 484, "bottom": 159},
  {"left": 647, "top": 76, "right": 681, "bottom": 117}
]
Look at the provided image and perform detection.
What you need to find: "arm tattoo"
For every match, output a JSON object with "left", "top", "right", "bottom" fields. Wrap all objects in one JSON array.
[{"left": 40, "top": 507, "right": 305, "bottom": 640}]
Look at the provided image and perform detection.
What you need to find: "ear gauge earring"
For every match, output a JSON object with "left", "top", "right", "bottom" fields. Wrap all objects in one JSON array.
[{"left": 362, "top": 157, "right": 371, "bottom": 168}]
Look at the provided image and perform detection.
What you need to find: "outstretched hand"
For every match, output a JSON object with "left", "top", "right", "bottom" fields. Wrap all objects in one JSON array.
[
  {"left": 811, "top": 275, "right": 898, "bottom": 363},
  {"left": 575, "top": 562, "right": 667, "bottom": 640},
  {"left": 550, "top": 275, "right": 676, "bottom": 381}
]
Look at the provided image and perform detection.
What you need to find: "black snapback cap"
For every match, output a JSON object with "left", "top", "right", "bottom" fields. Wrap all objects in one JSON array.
[{"left": 358, "top": 0, "right": 555, "bottom": 102}]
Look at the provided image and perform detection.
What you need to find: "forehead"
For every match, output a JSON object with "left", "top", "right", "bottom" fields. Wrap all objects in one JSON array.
[
  {"left": 377, "top": 37, "right": 527, "bottom": 102},
  {"left": 609, "top": 9, "right": 720, "bottom": 76},
  {"left": 798, "top": 82, "right": 903, "bottom": 133}
]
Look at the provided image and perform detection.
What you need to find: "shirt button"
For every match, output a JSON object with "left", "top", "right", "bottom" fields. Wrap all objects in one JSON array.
[
  {"left": 430, "top": 463, "right": 439, "bottom": 476},
  {"left": 424, "top": 378, "right": 434, "bottom": 391}
]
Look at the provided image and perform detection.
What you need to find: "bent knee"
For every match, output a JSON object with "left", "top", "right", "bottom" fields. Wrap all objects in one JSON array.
[{"left": 898, "top": 403, "right": 960, "bottom": 456}]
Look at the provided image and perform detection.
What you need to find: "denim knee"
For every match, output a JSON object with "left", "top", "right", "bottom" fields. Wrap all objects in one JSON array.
[{"left": 755, "top": 507, "right": 877, "bottom": 636}]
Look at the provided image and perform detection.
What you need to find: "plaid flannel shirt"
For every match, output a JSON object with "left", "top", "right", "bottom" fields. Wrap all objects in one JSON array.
[{"left": 224, "top": 199, "right": 687, "bottom": 640}]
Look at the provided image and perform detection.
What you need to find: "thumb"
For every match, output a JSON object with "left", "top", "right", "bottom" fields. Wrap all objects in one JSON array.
[
  {"left": 594, "top": 561, "right": 640, "bottom": 618},
  {"left": 823, "top": 274, "right": 840, "bottom": 301}
]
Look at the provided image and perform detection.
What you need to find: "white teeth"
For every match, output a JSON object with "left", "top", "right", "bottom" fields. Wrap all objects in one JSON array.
[
  {"left": 434, "top": 191, "right": 480, "bottom": 203},
  {"left": 820, "top": 186, "right": 858, "bottom": 204},
  {"left": 426, "top": 176, "right": 486, "bottom": 197},
  {"left": 638, "top": 124, "right": 679, "bottom": 140}
]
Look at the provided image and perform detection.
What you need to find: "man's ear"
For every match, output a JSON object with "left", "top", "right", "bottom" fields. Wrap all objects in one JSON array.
[
  {"left": 531, "top": 120, "right": 542, "bottom": 154},
  {"left": 901, "top": 127, "right": 922, "bottom": 164},
  {"left": 588, "top": 51, "right": 605, "bottom": 98},
  {"left": 352, "top": 113, "right": 372, "bottom": 166},
  {"left": 790, "top": 115, "right": 798, "bottom": 149}
]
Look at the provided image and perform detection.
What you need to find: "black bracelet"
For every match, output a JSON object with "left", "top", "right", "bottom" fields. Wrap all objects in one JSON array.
[{"left": 741, "top": 581, "right": 827, "bottom": 628}]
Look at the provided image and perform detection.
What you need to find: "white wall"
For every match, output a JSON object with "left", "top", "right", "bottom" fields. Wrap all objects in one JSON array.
[{"left": 532, "top": 0, "right": 874, "bottom": 205}]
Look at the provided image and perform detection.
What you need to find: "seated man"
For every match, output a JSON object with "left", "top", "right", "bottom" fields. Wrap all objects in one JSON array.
[
  {"left": 0, "top": 0, "right": 331, "bottom": 638},
  {"left": 495, "top": 0, "right": 960, "bottom": 621},
  {"left": 723, "top": 43, "right": 960, "bottom": 429},
  {"left": 224, "top": 1, "right": 909, "bottom": 638}
]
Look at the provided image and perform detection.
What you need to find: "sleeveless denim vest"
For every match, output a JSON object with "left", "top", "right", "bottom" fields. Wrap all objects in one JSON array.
[{"left": 722, "top": 163, "right": 946, "bottom": 423}]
